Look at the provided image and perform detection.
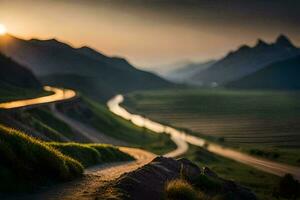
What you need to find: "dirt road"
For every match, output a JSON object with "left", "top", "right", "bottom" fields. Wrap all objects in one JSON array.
[{"left": 7, "top": 148, "right": 155, "bottom": 200}]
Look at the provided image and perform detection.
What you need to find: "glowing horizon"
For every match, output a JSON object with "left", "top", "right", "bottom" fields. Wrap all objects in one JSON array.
[{"left": 1, "top": 0, "right": 299, "bottom": 68}]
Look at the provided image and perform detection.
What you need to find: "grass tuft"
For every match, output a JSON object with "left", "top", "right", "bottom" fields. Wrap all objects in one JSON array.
[{"left": 165, "top": 179, "right": 200, "bottom": 200}]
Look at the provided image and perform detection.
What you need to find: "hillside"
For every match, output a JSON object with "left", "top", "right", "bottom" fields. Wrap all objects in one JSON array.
[
  {"left": 0, "top": 53, "right": 41, "bottom": 90},
  {"left": 0, "top": 35, "right": 174, "bottom": 101},
  {"left": 190, "top": 35, "right": 300, "bottom": 86},
  {"left": 0, "top": 124, "right": 132, "bottom": 192},
  {"left": 0, "top": 53, "right": 44, "bottom": 102},
  {"left": 226, "top": 55, "right": 300, "bottom": 90}
]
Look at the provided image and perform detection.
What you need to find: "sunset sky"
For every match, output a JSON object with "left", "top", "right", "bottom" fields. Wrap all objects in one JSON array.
[{"left": 1, "top": 0, "right": 299, "bottom": 68}]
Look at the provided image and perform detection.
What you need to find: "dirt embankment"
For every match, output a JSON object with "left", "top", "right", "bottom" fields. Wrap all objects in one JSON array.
[{"left": 97, "top": 157, "right": 257, "bottom": 200}]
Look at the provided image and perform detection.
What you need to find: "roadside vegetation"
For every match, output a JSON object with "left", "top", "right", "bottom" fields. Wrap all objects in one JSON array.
[
  {"left": 49, "top": 142, "right": 133, "bottom": 167},
  {"left": 0, "top": 124, "right": 82, "bottom": 191},
  {"left": 57, "top": 96, "right": 176, "bottom": 155},
  {"left": 165, "top": 179, "right": 199, "bottom": 200},
  {"left": 0, "top": 124, "right": 133, "bottom": 192},
  {"left": 184, "top": 145, "right": 290, "bottom": 200},
  {"left": 165, "top": 178, "right": 226, "bottom": 200},
  {"left": 124, "top": 88, "right": 300, "bottom": 166}
]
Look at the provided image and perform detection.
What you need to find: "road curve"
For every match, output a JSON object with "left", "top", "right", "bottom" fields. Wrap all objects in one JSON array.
[
  {"left": 107, "top": 94, "right": 300, "bottom": 180},
  {"left": 7, "top": 148, "right": 155, "bottom": 200},
  {"left": 0, "top": 86, "right": 76, "bottom": 109},
  {"left": 0, "top": 88, "right": 157, "bottom": 200},
  {"left": 107, "top": 95, "right": 189, "bottom": 158}
]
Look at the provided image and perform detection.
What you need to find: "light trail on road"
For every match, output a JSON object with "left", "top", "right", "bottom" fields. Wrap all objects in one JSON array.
[{"left": 0, "top": 86, "right": 76, "bottom": 109}]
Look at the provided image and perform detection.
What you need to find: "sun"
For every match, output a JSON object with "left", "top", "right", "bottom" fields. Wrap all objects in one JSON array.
[{"left": 0, "top": 24, "right": 7, "bottom": 35}]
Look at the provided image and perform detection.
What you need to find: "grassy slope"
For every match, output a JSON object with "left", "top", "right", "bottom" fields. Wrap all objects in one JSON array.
[
  {"left": 0, "top": 106, "right": 77, "bottom": 142},
  {"left": 58, "top": 97, "right": 176, "bottom": 155},
  {"left": 184, "top": 145, "right": 280, "bottom": 200},
  {"left": 26, "top": 107, "right": 76, "bottom": 141},
  {"left": 49, "top": 143, "right": 133, "bottom": 168},
  {"left": 0, "top": 124, "right": 133, "bottom": 192},
  {"left": 0, "top": 52, "right": 45, "bottom": 103},
  {"left": 0, "top": 124, "right": 83, "bottom": 191},
  {"left": 124, "top": 89, "right": 300, "bottom": 166}
]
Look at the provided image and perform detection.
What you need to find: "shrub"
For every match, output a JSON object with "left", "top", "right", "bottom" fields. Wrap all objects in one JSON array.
[{"left": 164, "top": 179, "right": 199, "bottom": 200}]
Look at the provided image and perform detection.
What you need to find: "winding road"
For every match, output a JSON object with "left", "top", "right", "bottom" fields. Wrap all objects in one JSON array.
[
  {"left": 107, "top": 94, "right": 300, "bottom": 180},
  {"left": 8, "top": 148, "right": 155, "bottom": 200},
  {"left": 1, "top": 87, "right": 156, "bottom": 200},
  {"left": 1, "top": 86, "right": 300, "bottom": 198},
  {"left": 0, "top": 86, "right": 76, "bottom": 109}
]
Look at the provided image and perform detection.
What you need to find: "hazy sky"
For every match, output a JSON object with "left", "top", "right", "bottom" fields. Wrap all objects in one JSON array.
[{"left": 1, "top": 0, "right": 300, "bottom": 68}]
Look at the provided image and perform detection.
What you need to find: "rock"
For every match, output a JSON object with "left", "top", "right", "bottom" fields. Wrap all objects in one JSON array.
[{"left": 98, "top": 157, "right": 257, "bottom": 200}]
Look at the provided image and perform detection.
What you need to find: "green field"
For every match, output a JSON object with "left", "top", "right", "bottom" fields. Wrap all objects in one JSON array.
[{"left": 124, "top": 89, "right": 300, "bottom": 166}]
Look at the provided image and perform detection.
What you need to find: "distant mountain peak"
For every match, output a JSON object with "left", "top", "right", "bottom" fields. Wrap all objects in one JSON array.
[
  {"left": 238, "top": 45, "right": 251, "bottom": 51},
  {"left": 78, "top": 45, "right": 103, "bottom": 54},
  {"left": 77, "top": 45, "right": 108, "bottom": 59},
  {"left": 78, "top": 46, "right": 94, "bottom": 51},
  {"left": 29, "top": 38, "right": 73, "bottom": 49},
  {"left": 255, "top": 39, "right": 269, "bottom": 48},
  {"left": 275, "top": 34, "right": 294, "bottom": 47},
  {"left": 30, "top": 38, "right": 58, "bottom": 43}
]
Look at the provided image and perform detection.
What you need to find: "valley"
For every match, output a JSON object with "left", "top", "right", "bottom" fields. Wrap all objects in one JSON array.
[{"left": 124, "top": 89, "right": 300, "bottom": 167}]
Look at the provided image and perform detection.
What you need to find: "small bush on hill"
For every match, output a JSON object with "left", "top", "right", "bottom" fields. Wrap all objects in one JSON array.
[{"left": 164, "top": 179, "right": 201, "bottom": 200}]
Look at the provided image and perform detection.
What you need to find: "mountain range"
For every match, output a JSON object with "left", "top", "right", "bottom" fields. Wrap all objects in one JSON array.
[
  {"left": 0, "top": 35, "right": 174, "bottom": 101},
  {"left": 1, "top": 33, "right": 299, "bottom": 96},
  {"left": 165, "top": 35, "right": 300, "bottom": 87}
]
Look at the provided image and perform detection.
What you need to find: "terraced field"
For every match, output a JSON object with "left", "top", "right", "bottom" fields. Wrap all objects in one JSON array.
[{"left": 124, "top": 89, "right": 300, "bottom": 166}]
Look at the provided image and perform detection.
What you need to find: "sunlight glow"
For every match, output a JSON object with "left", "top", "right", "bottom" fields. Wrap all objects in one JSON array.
[{"left": 0, "top": 24, "right": 7, "bottom": 35}]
